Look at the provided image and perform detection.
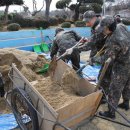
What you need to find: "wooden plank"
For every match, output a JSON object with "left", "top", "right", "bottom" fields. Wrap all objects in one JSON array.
[
  {"left": 91, "top": 91, "right": 103, "bottom": 116},
  {"left": 57, "top": 91, "right": 102, "bottom": 129}
]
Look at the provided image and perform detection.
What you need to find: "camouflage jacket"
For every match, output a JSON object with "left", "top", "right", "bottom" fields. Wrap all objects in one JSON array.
[
  {"left": 50, "top": 30, "right": 81, "bottom": 58},
  {"left": 101, "top": 24, "right": 130, "bottom": 66}
]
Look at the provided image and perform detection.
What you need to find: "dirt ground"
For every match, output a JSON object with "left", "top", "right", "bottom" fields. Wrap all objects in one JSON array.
[
  {"left": 74, "top": 103, "right": 130, "bottom": 130},
  {"left": 0, "top": 49, "right": 130, "bottom": 130}
]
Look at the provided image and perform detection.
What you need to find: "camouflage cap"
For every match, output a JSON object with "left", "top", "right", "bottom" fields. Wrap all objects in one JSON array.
[
  {"left": 83, "top": 10, "right": 96, "bottom": 22},
  {"left": 97, "top": 15, "right": 116, "bottom": 33},
  {"left": 55, "top": 27, "right": 64, "bottom": 36}
]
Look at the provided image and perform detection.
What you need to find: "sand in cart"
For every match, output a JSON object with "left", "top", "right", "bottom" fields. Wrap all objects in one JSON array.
[{"left": 33, "top": 68, "right": 81, "bottom": 110}]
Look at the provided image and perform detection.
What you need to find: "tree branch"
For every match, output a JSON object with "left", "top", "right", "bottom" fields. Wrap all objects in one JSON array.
[{"left": 32, "top": 0, "right": 45, "bottom": 16}]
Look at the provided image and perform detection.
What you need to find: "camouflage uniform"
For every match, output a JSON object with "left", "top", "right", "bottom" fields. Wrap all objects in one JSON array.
[
  {"left": 50, "top": 29, "right": 81, "bottom": 70},
  {"left": 82, "top": 10, "right": 106, "bottom": 58},
  {"left": 99, "top": 16, "right": 130, "bottom": 114},
  {"left": 99, "top": 21, "right": 130, "bottom": 95}
]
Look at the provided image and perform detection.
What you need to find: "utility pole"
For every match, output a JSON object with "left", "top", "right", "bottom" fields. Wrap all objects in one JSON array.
[{"left": 103, "top": 0, "right": 106, "bottom": 16}]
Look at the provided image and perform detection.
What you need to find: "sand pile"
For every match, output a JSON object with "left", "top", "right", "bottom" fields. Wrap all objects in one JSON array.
[
  {"left": 0, "top": 48, "right": 48, "bottom": 113},
  {"left": 0, "top": 48, "right": 49, "bottom": 82}
]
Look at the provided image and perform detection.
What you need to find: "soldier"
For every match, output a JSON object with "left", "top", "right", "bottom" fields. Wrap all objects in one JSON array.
[
  {"left": 83, "top": 10, "right": 101, "bottom": 34},
  {"left": 50, "top": 27, "right": 82, "bottom": 71},
  {"left": 81, "top": 10, "right": 106, "bottom": 58},
  {"left": 97, "top": 16, "right": 130, "bottom": 119}
]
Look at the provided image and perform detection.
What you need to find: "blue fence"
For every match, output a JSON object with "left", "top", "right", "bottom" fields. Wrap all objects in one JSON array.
[
  {"left": 0, "top": 27, "right": 91, "bottom": 49},
  {"left": 0, "top": 26, "right": 129, "bottom": 50}
]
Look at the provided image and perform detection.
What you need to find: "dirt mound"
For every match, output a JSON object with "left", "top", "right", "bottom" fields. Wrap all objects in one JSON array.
[{"left": 0, "top": 48, "right": 49, "bottom": 82}]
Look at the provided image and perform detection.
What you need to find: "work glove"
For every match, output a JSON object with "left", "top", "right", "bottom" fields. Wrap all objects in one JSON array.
[
  {"left": 0, "top": 74, "right": 5, "bottom": 97},
  {"left": 81, "top": 37, "right": 89, "bottom": 43},
  {"left": 66, "top": 48, "right": 74, "bottom": 55}
]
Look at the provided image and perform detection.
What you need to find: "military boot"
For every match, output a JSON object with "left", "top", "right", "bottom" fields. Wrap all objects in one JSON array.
[
  {"left": 118, "top": 100, "right": 129, "bottom": 111},
  {"left": 99, "top": 111, "right": 115, "bottom": 119}
]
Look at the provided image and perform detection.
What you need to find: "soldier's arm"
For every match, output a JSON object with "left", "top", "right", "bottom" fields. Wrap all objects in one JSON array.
[
  {"left": 78, "top": 31, "right": 101, "bottom": 52},
  {"left": 103, "top": 42, "right": 121, "bottom": 62},
  {"left": 50, "top": 39, "right": 59, "bottom": 59}
]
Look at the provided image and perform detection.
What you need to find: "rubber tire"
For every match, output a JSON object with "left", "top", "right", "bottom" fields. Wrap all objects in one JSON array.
[{"left": 11, "top": 88, "right": 39, "bottom": 130}]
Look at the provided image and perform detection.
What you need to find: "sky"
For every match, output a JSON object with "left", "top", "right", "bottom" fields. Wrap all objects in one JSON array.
[
  {"left": 0, "top": 0, "right": 77, "bottom": 12},
  {"left": 0, "top": 0, "right": 127, "bottom": 13}
]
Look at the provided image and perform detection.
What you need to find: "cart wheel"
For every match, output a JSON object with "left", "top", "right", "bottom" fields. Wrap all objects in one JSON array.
[{"left": 11, "top": 88, "right": 39, "bottom": 130}]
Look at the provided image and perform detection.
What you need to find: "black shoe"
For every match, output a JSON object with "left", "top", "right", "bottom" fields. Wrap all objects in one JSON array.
[
  {"left": 99, "top": 111, "right": 115, "bottom": 119},
  {"left": 118, "top": 100, "right": 129, "bottom": 111}
]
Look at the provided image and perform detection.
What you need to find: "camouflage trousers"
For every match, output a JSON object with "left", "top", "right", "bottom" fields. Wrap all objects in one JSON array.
[
  {"left": 62, "top": 48, "right": 80, "bottom": 71},
  {"left": 108, "top": 63, "right": 130, "bottom": 113}
]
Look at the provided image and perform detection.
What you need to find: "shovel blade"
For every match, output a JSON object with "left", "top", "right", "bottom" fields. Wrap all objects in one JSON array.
[
  {"left": 48, "top": 56, "right": 57, "bottom": 77},
  {"left": 51, "top": 60, "right": 71, "bottom": 83}
]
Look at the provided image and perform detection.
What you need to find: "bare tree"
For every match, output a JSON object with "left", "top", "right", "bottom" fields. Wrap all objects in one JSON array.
[
  {"left": 45, "top": 0, "right": 52, "bottom": 21},
  {"left": 23, "top": 0, "right": 45, "bottom": 16},
  {"left": 23, "top": 0, "right": 52, "bottom": 20},
  {"left": 32, "top": 0, "right": 45, "bottom": 16}
]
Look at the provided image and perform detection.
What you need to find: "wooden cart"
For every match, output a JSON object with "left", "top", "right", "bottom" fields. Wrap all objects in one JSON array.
[{"left": 6, "top": 62, "right": 102, "bottom": 130}]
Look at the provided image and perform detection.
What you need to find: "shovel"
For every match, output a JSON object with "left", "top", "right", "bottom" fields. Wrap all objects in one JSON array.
[
  {"left": 95, "top": 57, "right": 112, "bottom": 91},
  {"left": 48, "top": 37, "right": 85, "bottom": 77}
]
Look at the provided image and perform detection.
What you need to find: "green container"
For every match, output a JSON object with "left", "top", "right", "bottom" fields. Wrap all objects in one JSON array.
[
  {"left": 37, "top": 63, "right": 49, "bottom": 74},
  {"left": 41, "top": 43, "right": 49, "bottom": 53},
  {"left": 33, "top": 44, "right": 42, "bottom": 53}
]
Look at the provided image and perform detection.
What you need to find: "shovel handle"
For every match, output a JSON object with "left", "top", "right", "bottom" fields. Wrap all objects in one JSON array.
[
  {"left": 95, "top": 57, "right": 112, "bottom": 91},
  {"left": 56, "top": 51, "right": 68, "bottom": 61},
  {"left": 76, "top": 62, "right": 89, "bottom": 74},
  {"left": 72, "top": 37, "right": 85, "bottom": 49}
]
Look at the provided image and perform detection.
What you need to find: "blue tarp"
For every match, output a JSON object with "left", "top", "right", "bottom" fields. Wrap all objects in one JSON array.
[
  {"left": 81, "top": 63, "right": 101, "bottom": 80},
  {"left": 0, "top": 114, "right": 18, "bottom": 130}
]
